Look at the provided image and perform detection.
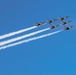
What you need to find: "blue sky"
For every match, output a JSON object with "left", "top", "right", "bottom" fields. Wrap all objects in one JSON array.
[{"left": 0, "top": 0, "right": 76, "bottom": 75}]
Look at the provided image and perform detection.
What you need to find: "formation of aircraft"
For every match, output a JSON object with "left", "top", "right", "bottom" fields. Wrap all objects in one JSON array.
[{"left": 35, "top": 16, "right": 74, "bottom": 30}]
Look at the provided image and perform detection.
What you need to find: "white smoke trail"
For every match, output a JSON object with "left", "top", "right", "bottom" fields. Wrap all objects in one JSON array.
[
  {"left": 0, "top": 28, "right": 50, "bottom": 46},
  {"left": 0, "top": 26, "right": 37, "bottom": 40},
  {"left": 0, "top": 23, "right": 47, "bottom": 40},
  {"left": 0, "top": 30, "right": 63, "bottom": 50}
]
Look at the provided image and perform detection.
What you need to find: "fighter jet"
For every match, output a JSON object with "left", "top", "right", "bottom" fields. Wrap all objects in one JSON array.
[
  {"left": 58, "top": 16, "right": 69, "bottom": 21},
  {"left": 50, "top": 24, "right": 59, "bottom": 29},
  {"left": 35, "top": 22, "right": 45, "bottom": 26},
  {"left": 64, "top": 26, "right": 74, "bottom": 30},
  {"left": 46, "top": 19, "right": 57, "bottom": 24},
  {"left": 61, "top": 20, "right": 71, "bottom": 25}
]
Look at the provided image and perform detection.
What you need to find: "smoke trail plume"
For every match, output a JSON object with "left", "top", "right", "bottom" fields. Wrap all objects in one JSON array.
[
  {"left": 0, "top": 26, "right": 37, "bottom": 40},
  {"left": 0, "top": 30, "right": 63, "bottom": 50},
  {"left": 0, "top": 28, "right": 50, "bottom": 46}
]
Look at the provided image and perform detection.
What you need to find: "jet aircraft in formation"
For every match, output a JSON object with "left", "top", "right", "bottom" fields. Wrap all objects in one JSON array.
[
  {"left": 64, "top": 26, "right": 74, "bottom": 30},
  {"left": 58, "top": 16, "right": 69, "bottom": 21},
  {"left": 50, "top": 24, "right": 59, "bottom": 29},
  {"left": 61, "top": 20, "right": 71, "bottom": 25},
  {"left": 46, "top": 19, "right": 57, "bottom": 24},
  {"left": 35, "top": 16, "right": 74, "bottom": 30},
  {"left": 35, "top": 22, "right": 45, "bottom": 26}
]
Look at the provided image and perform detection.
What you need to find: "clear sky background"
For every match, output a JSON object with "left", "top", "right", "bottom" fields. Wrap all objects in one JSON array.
[{"left": 0, "top": 0, "right": 76, "bottom": 75}]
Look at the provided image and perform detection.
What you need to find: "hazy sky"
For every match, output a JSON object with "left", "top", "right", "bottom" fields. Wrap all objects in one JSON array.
[{"left": 0, "top": 0, "right": 76, "bottom": 75}]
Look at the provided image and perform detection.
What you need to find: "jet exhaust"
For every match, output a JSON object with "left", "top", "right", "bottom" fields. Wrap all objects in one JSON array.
[
  {"left": 0, "top": 30, "right": 63, "bottom": 50},
  {"left": 0, "top": 28, "right": 50, "bottom": 46},
  {"left": 0, "top": 26, "right": 37, "bottom": 40}
]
